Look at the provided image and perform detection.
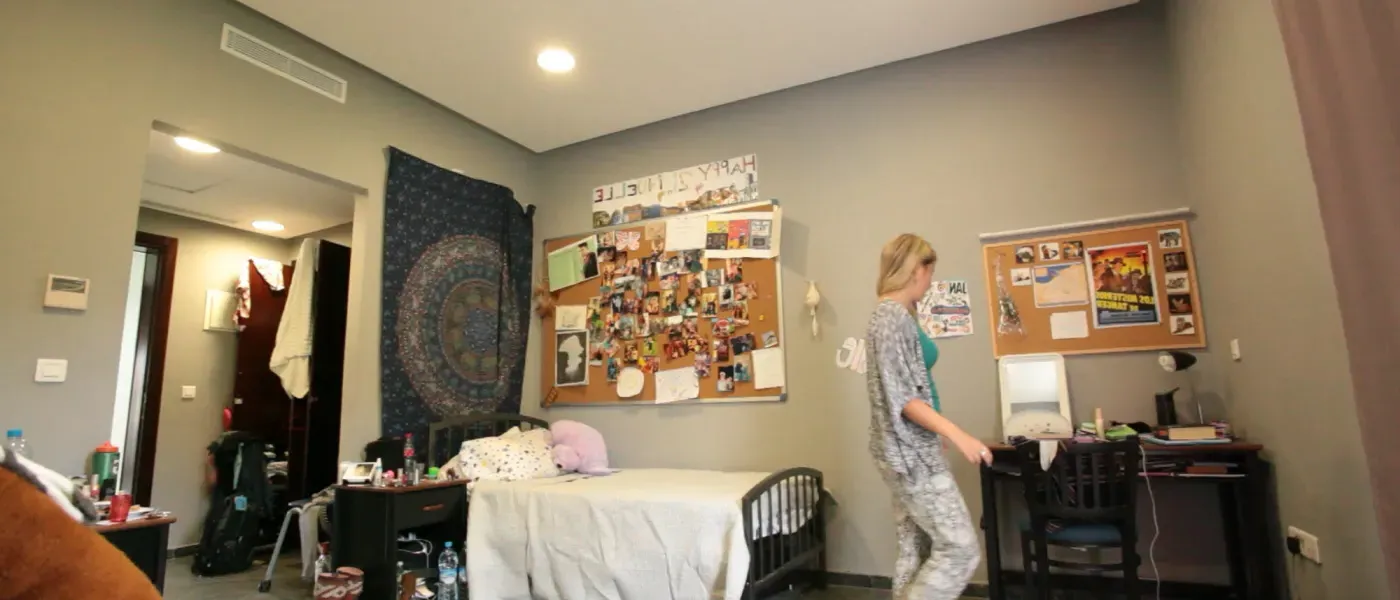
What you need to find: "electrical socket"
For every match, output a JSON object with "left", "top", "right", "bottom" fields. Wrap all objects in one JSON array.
[{"left": 1288, "top": 526, "right": 1322, "bottom": 564}]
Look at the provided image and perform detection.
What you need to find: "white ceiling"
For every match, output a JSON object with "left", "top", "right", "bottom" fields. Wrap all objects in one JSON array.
[
  {"left": 234, "top": 0, "right": 1137, "bottom": 152},
  {"left": 142, "top": 130, "right": 355, "bottom": 239}
]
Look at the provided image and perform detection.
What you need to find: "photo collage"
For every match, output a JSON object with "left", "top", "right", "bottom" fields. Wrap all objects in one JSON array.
[{"left": 551, "top": 225, "right": 781, "bottom": 396}]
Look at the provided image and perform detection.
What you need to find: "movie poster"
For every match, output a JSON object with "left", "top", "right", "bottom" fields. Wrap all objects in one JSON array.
[
  {"left": 917, "top": 279, "right": 974, "bottom": 338},
  {"left": 1085, "top": 242, "right": 1160, "bottom": 328}
]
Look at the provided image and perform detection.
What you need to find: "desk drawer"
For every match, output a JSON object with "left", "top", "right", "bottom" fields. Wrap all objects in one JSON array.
[{"left": 394, "top": 486, "right": 465, "bottom": 530}]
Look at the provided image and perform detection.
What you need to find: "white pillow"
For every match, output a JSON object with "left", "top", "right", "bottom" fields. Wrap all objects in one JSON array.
[{"left": 455, "top": 430, "right": 559, "bottom": 483}]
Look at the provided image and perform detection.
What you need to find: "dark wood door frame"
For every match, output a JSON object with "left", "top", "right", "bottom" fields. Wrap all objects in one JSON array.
[{"left": 131, "top": 232, "right": 177, "bottom": 507}]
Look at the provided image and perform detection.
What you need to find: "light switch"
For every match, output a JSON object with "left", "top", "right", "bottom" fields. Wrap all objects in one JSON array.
[
  {"left": 181, "top": 386, "right": 197, "bottom": 400},
  {"left": 35, "top": 359, "right": 68, "bottom": 383},
  {"left": 1230, "top": 339, "right": 1242, "bottom": 361}
]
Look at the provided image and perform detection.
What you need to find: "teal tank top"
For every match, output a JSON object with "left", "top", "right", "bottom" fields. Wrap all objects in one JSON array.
[{"left": 916, "top": 327, "right": 941, "bottom": 413}]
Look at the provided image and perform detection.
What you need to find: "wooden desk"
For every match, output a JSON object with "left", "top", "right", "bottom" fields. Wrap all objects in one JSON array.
[
  {"left": 95, "top": 516, "right": 175, "bottom": 593},
  {"left": 979, "top": 441, "right": 1277, "bottom": 600},
  {"left": 333, "top": 480, "right": 468, "bottom": 600}
]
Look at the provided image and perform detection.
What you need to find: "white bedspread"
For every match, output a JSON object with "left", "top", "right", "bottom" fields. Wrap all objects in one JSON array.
[{"left": 466, "top": 469, "right": 816, "bottom": 600}]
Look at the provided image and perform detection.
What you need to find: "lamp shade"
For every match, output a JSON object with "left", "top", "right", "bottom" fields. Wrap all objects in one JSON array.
[{"left": 1158, "top": 350, "right": 1198, "bottom": 372}]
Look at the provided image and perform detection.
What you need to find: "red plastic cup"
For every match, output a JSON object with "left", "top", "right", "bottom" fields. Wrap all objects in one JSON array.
[{"left": 109, "top": 493, "right": 132, "bottom": 522}]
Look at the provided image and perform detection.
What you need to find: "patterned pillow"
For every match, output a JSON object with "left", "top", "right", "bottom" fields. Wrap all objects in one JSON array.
[{"left": 456, "top": 429, "right": 559, "bottom": 483}]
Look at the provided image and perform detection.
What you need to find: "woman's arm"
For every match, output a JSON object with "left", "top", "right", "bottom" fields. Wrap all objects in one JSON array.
[{"left": 902, "top": 401, "right": 990, "bottom": 464}]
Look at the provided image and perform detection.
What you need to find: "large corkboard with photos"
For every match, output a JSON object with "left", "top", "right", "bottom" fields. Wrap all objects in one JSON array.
[
  {"left": 540, "top": 202, "right": 786, "bottom": 405},
  {"left": 981, "top": 219, "right": 1205, "bottom": 357}
]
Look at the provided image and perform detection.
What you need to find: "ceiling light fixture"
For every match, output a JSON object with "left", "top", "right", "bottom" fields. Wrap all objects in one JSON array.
[
  {"left": 536, "top": 48, "right": 575, "bottom": 73},
  {"left": 173, "top": 136, "right": 221, "bottom": 154},
  {"left": 251, "top": 220, "right": 285, "bottom": 232}
]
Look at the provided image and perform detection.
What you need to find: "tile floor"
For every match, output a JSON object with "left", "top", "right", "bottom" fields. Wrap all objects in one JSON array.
[{"left": 162, "top": 556, "right": 910, "bottom": 599}]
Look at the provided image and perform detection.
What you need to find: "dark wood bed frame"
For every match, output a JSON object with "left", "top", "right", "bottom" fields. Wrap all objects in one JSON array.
[{"left": 428, "top": 412, "right": 828, "bottom": 600}]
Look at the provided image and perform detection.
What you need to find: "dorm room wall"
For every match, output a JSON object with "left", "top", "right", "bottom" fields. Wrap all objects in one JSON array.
[
  {"left": 528, "top": 3, "right": 1236, "bottom": 582},
  {"left": 0, "top": 0, "right": 535, "bottom": 493}
]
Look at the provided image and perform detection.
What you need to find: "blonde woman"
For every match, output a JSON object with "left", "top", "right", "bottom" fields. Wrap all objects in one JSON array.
[{"left": 865, "top": 234, "right": 989, "bottom": 600}]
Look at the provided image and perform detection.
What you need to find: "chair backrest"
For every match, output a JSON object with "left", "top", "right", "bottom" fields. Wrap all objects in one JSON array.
[
  {"left": 427, "top": 413, "right": 550, "bottom": 467},
  {"left": 1016, "top": 439, "right": 1141, "bottom": 522}
]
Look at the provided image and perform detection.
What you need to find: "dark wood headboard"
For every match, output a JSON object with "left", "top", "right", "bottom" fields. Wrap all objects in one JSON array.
[{"left": 427, "top": 413, "right": 549, "bottom": 467}]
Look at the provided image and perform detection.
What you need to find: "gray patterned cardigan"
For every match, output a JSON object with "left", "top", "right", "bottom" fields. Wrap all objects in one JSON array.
[{"left": 865, "top": 299, "right": 941, "bottom": 480}]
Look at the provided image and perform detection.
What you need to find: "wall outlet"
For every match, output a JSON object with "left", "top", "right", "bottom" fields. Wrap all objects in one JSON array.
[
  {"left": 1288, "top": 526, "right": 1322, "bottom": 564},
  {"left": 181, "top": 386, "right": 197, "bottom": 400}
]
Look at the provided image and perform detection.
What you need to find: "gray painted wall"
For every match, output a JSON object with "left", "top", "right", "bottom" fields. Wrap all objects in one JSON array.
[
  {"left": 1167, "top": 1, "right": 1385, "bottom": 597},
  {"left": 528, "top": 3, "right": 1239, "bottom": 581},
  {"left": 0, "top": 0, "right": 534, "bottom": 476},
  {"left": 134, "top": 209, "right": 298, "bottom": 547}
]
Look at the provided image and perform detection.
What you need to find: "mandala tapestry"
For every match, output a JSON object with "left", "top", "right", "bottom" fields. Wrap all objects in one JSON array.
[{"left": 381, "top": 148, "right": 534, "bottom": 446}]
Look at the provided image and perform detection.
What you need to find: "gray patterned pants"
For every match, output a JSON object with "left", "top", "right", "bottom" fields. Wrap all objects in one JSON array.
[{"left": 889, "top": 454, "right": 981, "bottom": 600}]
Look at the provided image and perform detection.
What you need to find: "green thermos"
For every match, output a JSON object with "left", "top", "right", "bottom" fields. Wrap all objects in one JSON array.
[{"left": 92, "top": 441, "right": 120, "bottom": 498}]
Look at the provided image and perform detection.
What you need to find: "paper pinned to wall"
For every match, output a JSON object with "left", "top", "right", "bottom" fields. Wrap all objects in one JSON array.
[
  {"left": 1049, "top": 311, "right": 1089, "bottom": 340},
  {"left": 556, "top": 305, "right": 587, "bottom": 331},
  {"left": 752, "top": 347, "right": 786, "bottom": 390},
  {"left": 654, "top": 367, "right": 700, "bottom": 403},
  {"left": 664, "top": 214, "right": 709, "bottom": 251}
]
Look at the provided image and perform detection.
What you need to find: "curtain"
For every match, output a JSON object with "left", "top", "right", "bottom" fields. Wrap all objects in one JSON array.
[
  {"left": 1272, "top": 0, "right": 1400, "bottom": 595},
  {"left": 380, "top": 147, "right": 534, "bottom": 447}
]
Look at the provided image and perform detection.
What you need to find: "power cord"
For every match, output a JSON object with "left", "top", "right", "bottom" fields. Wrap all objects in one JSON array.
[{"left": 1141, "top": 451, "right": 1161, "bottom": 600}]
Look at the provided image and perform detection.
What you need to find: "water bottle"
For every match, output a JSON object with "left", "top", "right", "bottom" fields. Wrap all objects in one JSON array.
[
  {"left": 5, "top": 429, "right": 29, "bottom": 459},
  {"left": 437, "top": 541, "right": 460, "bottom": 600}
]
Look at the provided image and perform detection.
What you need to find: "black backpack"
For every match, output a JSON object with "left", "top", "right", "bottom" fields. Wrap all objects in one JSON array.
[{"left": 192, "top": 432, "right": 272, "bottom": 576}]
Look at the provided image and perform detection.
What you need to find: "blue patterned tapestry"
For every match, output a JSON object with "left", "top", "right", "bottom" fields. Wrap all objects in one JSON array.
[{"left": 380, "top": 148, "right": 534, "bottom": 445}]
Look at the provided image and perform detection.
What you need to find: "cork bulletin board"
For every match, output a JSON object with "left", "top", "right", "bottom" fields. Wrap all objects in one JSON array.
[
  {"left": 540, "top": 202, "right": 786, "bottom": 406},
  {"left": 982, "top": 219, "right": 1205, "bottom": 357}
]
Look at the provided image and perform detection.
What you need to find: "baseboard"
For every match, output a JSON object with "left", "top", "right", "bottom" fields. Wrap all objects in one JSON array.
[
  {"left": 167, "top": 544, "right": 198, "bottom": 559},
  {"left": 819, "top": 570, "right": 1228, "bottom": 598},
  {"left": 821, "top": 571, "right": 892, "bottom": 590}
]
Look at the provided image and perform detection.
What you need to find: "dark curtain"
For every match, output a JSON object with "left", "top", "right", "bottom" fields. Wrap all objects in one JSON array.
[
  {"left": 380, "top": 147, "right": 534, "bottom": 448},
  {"left": 1273, "top": 0, "right": 1400, "bottom": 595}
]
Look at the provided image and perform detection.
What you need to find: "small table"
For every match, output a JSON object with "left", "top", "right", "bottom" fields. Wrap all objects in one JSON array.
[
  {"left": 95, "top": 516, "right": 176, "bottom": 593},
  {"left": 333, "top": 480, "right": 468, "bottom": 600},
  {"left": 980, "top": 441, "right": 1278, "bottom": 600}
]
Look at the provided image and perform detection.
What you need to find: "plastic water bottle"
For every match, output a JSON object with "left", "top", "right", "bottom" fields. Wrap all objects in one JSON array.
[
  {"left": 5, "top": 429, "right": 29, "bottom": 459},
  {"left": 437, "top": 541, "right": 460, "bottom": 600}
]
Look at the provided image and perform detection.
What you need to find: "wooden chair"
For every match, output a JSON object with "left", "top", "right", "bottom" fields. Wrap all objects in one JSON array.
[{"left": 1017, "top": 439, "right": 1143, "bottom": 600}]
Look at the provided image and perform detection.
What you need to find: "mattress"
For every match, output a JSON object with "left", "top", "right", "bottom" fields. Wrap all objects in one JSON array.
[{"left": 465, "top": 468, "right": 821, "bottom": 600}]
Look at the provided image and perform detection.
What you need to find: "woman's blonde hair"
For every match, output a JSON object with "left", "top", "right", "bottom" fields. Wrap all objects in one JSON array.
[{"left": 877, "top": 234, "right": 938, "bottom": 296}]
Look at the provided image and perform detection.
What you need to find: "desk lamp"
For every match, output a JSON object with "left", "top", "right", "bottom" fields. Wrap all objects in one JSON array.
[{"left": 1157, "top": 350, "right": 1201, "bottom": 424}]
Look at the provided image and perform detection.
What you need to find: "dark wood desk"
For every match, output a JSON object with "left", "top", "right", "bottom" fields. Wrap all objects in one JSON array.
[
  {"left": 980, "top": 441, "right": 1277, "bottom": 600},
  {"left": 333, "top": 480, "right": 468, "bottom": 600},
  {"left": 95, "top": 516, "right": 175, "bottom": 593}
]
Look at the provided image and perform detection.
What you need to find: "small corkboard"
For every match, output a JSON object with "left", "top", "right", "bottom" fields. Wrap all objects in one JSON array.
[
  {"left": 540, "top": 203, "right": 785, "bottom": 406},
  {"left": 982, "top": 219, "right": 1205, "bottom": 357}
]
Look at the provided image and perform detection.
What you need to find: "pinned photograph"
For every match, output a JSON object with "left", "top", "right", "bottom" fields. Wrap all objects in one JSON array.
[
  {"left": 713, "top": 337, "right": 731, "bottom": 362},
  {"left": 1170, "top": 314, "right": 1197, "bottom": 336},
  {"left": 555, "top": 331, "right": 589, "bottom": 387},
  {"left": 717, "top": 366, "right": 736, "bottom": 392},
  {"left": 1164, "top": 272, "right": 1190, "bottom": 293},
  {"left": 726, "top": 258, "right": 744, "bottom": 283},
  {"left": 1014, "top": 245, "right": 1035, "bottom": 264},
  {"left": 661, "top": 289, "right": 678, "bottom": 314},
  {"left": 606, "top": 358, "right": 619, "bottom": 382},
  {"left": 644, "top": 221, "right": 666, "bottom": 241},
  {"left": 1158, "top": 228, "right": 1184, "bottom": 249},
  {"left": 1167, "top": 293, "right": 1194, "bottom": 315},
  {"left": 616, "top": 230, "right": 641, "bottom": 252},
  {"left": 1038, "top": 242, "right": 1061, "bottom": 261},
  {"left": 706, "top": 221, "right": 729, "bottom": 251},
  {"left": 1163, "top": 251, "right": 1189, "bottom": 272},
  {"left": 704, "top": 268, "right": 725, "bottom": 287},
  {"left": 702, "top": 291, "right": 718, "bottom": 316},
  {"left": 658, "top": 255, "right": 684, "bottom": 276},
  {"left": 713, "top": 317, "right": 734, "bottom": 338},
  {"left": 734, "top": 355, "right": 753, "bottom": 383},
  {"left": 683, "top": 293, "right": 700, "bottom": 316},
  {"left": 1061, "top": 241, "right": 1084, "bottom": 260},
  {"left": 732, "top": 301, "right": 750, "bottom": 325},
  {"left": 598, "top": 231, "right": 617, "bottom": 248},
  {"left": 694, "top": 351, "right": 712, "bottom": 378},
  {"left": 750, "top": 219, "right": 773, "bottom": 250},
  {"left": 547, "top": 235, "right": 600, "bottom": 291},
  {"left": 641, "top": 356, "right": 660, "bottom": 373},
  {"left": 617, "top": 315, "right": 636, "bottom": 340},
  {"left": 735, "top": 282, "right": 758, "bottom": 301},
  {"left": 719, "top": 285, "right": 735, "bottom": 309},
  {"left": 1010, "top": 267, "right": 1033, "bottom": 287},
  {"left": 682, "top": 249, "right": 706, "bottom": 273},
  {"left": 642, "top": 336, "right": 658, "bottom": 357},
  {"left": 688, "top": 273, "right": 704, "bottom": 292},
  {"left": 731, "top": 333, "right": 755, "bottom": 355},
  {"left": 645, "top": 291, "right": 661, "bottom": 314},
  {"left": 660, "top": 273, "right": 681, "bottom": 290},
  {"left": 588, "top": 341, "right": 607, "bottom": 366},
  {"left": 761, "top": 331, "right": 779, "bottom": 348}
]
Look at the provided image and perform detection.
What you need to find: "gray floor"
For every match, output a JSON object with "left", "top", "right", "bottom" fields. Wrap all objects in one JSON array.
[{"left": 163, "top": 556, "right": 908, "bottom": 599}]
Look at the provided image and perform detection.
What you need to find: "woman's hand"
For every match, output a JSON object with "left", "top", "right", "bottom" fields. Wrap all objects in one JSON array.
[{"left": 948, "top": 432, "right": 992, "bottom": 465}]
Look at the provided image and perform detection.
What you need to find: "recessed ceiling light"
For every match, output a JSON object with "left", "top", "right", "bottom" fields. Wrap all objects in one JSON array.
[
  {"left": 173, "top": 136, "right": 221, "bottom": 154},
  {"left": 251, "top": 220, "right": 285, "bottom": 232},
  {"left": 537, "top": 48, "right": 575, "bottom": 73}
]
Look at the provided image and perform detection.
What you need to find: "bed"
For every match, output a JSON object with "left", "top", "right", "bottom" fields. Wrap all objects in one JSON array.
[{"left": 428, "top": 413, "right": 828, "bottom": 600}]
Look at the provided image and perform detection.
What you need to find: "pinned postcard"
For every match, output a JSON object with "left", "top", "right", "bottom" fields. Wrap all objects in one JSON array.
[
  {"left": 1170, "top": 314, "right": 1197, "bottom": 336},
  {"left": 705, "top": 209, "right": 781, "bottom": 259},
  {"left": 655, "top": 367, "right": 701, "bottom": 404},
  {"left": 1157, "top": 228, "right": 1184, "bottom": 249},
  {"left": 1049, "top": 311, "right": 1089, "bottom": 340},
  {"left": 752, "top": 347, "right": 786, "bottom": 390},
  {"left": 556, "top": 305, "right": 587, "bottom": 331},
  {"left": 916, "top": 280, "right": 973, "bottom": 338},
  {"left": 1010, "top": 268, "right": 1033, "bottom": 287},
  {"left": 1163, "top": 272, "right": 1190, "bottom": 294}
]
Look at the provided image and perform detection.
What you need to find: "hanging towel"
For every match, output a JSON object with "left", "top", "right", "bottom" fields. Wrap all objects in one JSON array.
[
  {"left": 234, "top": 257, "right": 288, "bottom": 331},
  {"left": 271, "top": 239, "right": 317, "bottom": 399}
]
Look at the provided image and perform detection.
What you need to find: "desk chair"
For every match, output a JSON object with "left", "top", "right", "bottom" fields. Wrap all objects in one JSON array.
[{"left": 1017, "top": 440, "right": 1142, "bottom": 600}]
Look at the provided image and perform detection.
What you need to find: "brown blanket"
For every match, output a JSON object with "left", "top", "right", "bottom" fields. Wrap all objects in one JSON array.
[{"left": 0, "top": 466, "right": 160, "bottom": 600}]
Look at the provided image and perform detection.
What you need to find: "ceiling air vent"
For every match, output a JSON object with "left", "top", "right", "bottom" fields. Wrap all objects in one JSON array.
[
  {"left": 140, "top": 200, "right": 241, "bottom": 226},
  {"left": 221, "top": 24, "right": 347, "bottom": 103}
]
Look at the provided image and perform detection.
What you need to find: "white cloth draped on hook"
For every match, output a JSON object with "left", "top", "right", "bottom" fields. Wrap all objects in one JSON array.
[
  {"left": 270, "top": 239, "right": 317, "bottom": 399},
  {"left": 234, "top": 257, "right": 287, "bottom": 331}
]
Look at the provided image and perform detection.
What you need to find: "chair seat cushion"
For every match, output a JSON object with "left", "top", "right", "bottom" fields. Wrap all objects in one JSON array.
[{"left": 1019, "top": 519, "right": 1122, "bottom": 545}]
